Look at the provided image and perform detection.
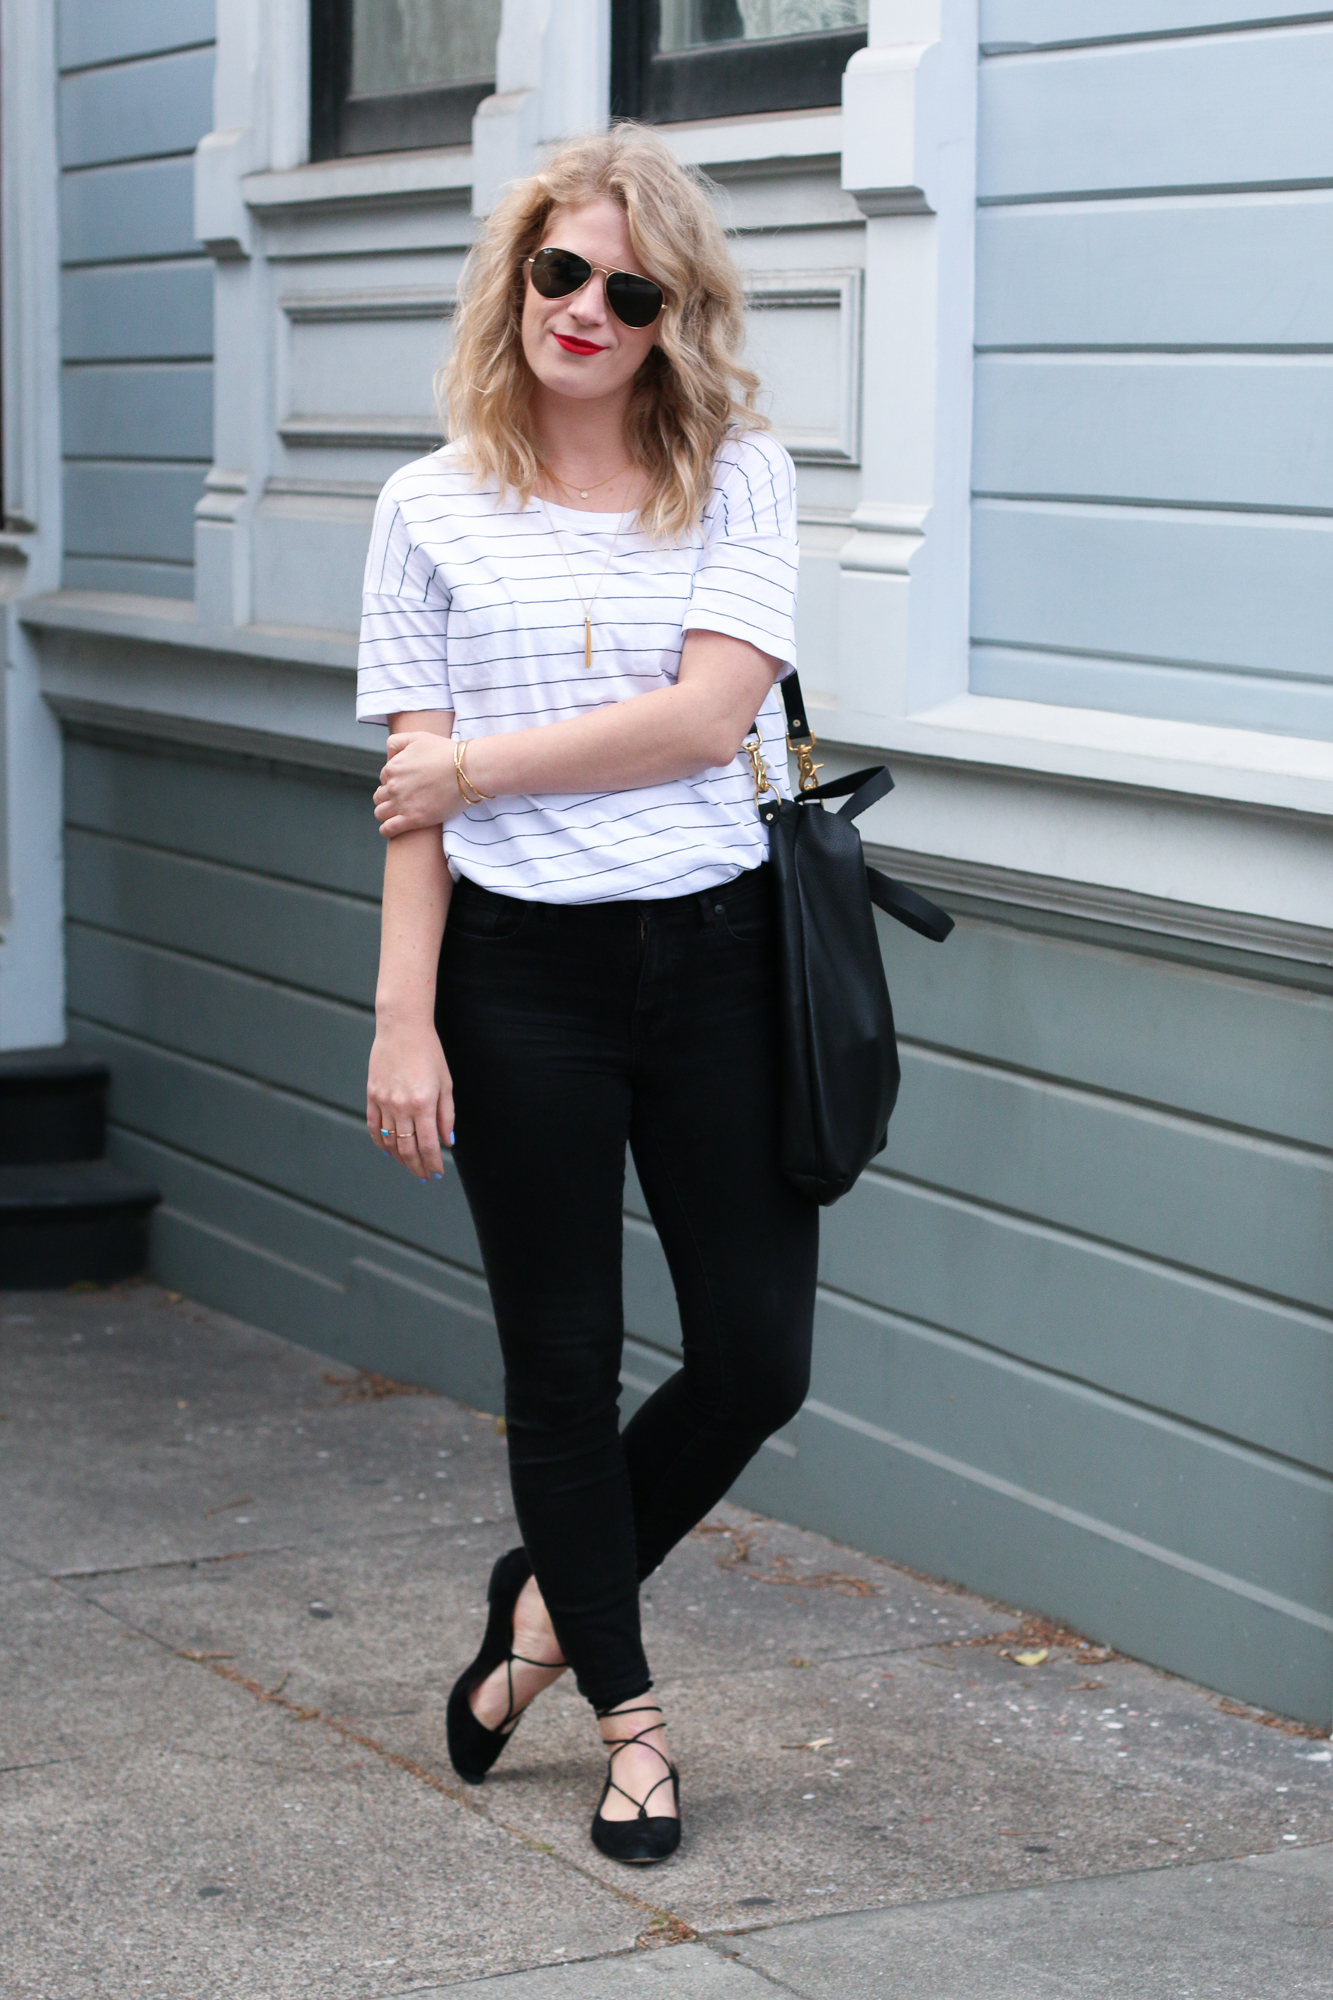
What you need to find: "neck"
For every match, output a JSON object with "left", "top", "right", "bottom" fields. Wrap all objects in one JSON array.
[{"left": 530, "top": 384, "right": 632, "bottom": 478}]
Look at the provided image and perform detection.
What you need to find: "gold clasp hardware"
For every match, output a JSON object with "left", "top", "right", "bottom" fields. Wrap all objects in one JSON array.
[
  {"left": 792, "top": 735, "right": 823, "bottom": 793},
  {"left": 744, "top": 729, "right": 776, "bottom": 806}
]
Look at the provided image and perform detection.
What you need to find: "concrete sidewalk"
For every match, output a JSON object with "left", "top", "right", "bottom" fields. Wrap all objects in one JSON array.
[{"left": 2, "top": 1284, "right": 1330, "bottom": 1999}]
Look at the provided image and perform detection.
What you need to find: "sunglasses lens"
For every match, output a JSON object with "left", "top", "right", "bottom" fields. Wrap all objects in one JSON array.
[
  {"left": 529, "top": 248, "right": 590, "bottom": 299},
  {"left": 606, "top": 272, "right": 664, "bottom": 329}
]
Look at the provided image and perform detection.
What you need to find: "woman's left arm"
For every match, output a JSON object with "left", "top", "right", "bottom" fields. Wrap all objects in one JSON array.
[{"left": 373, "top": 630, "right": 779, "bottom": 838}]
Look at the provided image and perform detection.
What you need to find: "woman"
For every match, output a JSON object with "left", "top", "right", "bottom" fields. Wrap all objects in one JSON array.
[{"left": 358, "top": 124, "right": 817, "bottom": 1865}]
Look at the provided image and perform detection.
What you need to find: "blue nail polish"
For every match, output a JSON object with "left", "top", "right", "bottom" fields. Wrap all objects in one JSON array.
[
  {"left": 447, "top": 1133, "right": 455, "bottom": 1146},
  {"left": 431, "top": 1172, "right": 443, "bottom": 1181}
]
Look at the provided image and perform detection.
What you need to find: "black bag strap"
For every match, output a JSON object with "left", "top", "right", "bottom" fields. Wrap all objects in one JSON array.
[
  {"left": 798, "top": 766, "right": 895, "bottom": 817},
  {"left": 763, "top": 671, "right": 954, "bottom": 943},
  {"left": 867, "top": 868, "right": 955, "bottom": 943},
  {"left": 779, "top": 670, "right": 815, "bottom": 747}
]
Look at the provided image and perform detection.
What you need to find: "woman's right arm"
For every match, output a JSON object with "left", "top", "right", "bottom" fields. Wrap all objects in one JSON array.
[{"left": 366, "top": 710, "right": 456, "bottom": 1180}]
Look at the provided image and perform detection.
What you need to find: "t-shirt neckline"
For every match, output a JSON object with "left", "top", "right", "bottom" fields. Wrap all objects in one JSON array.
[{"left": 529, "top": 494, "right": 630, "bottom": 526}]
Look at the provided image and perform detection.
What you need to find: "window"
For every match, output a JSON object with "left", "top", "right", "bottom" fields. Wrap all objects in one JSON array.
[
  {"left": 311, "top": 0, "right": 503, "bottom": 160},
  {"left": 612, "top": 0, "right": 867, "bottom": 124}
]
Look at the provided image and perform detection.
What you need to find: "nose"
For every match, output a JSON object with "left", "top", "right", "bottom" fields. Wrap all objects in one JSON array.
[{"left": 567, "top": 270, "right": 610, "bottom": 325}]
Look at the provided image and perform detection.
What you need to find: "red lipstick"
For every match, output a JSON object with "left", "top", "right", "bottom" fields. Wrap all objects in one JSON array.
[{"left": 554, "top": 334, "right": 606, "bottom": 355}]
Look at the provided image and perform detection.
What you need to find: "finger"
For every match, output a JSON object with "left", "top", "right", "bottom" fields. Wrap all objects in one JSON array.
[
  {"left": 416, "top": 1100, "right": 445, "bottom": 1178},
  {"left": 393, "top": 1123, "right": 427, "bottom": 1180},
  {"left": 368, "top": 1103, "right": 394, "bottom": 1156}
]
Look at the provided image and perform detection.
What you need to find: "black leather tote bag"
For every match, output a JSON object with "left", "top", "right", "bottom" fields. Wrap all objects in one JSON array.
[{"left": 749, "top": 674, "right": 953, "bottom": 1207}]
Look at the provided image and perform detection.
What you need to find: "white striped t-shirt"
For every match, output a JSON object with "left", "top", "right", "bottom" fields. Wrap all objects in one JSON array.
[{"left": 356, "top": 430, "right": 798, "bottom": 904}]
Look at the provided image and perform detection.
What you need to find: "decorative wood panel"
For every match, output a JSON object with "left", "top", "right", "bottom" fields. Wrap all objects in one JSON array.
[{"left": 743, "top": 270, "right": 863, "bottom": 467}]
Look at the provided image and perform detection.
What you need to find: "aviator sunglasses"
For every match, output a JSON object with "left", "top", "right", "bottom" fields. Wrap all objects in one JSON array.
[{"left": 525, "top": 246, "right": 665, "bottom": 330}]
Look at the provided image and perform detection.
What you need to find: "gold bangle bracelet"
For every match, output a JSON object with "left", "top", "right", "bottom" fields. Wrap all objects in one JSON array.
[{"left": 454, "top": 736, "right": 493, "bottom": 806}]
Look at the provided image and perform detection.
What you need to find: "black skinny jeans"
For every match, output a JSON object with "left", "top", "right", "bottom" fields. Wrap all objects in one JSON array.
[{"left": 436, "top": 863, "right": 819, "bottom": 1711}]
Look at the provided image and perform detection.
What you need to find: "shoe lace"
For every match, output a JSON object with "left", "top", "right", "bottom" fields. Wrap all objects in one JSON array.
[
  {"left": 594, "top": 1702, "right": 676, "bottom": 1820},
  {"left": 497, "top": 1647, "right": 565, "bottom": 1735}
]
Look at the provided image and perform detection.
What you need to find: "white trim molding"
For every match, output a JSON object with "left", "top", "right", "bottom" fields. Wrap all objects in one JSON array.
[
  {"left": 0, "top": 0, "right": 65, "bottom": 1043},
  {"left": 835, "top": 0, "right": 978, "bottom": 729}
]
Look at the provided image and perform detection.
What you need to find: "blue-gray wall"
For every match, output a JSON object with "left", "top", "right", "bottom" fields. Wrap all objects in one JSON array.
[
  {"left": 58, "top": 0, "right": 216, "bottom": 598},
  {"left": 62, "top": 727, "right": 1333, "bottom": 1726},
  {"left": 971, "top": 3, "right": 1333, "bottom": 738}
]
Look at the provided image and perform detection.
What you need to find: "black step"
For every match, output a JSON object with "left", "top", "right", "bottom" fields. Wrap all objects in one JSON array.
[
  {"left": 0, "top": 1046, "right": 108, "bottom": 1165},
  {"left": 0, "top": 1161, "right": 160, "bottom": 1288}
]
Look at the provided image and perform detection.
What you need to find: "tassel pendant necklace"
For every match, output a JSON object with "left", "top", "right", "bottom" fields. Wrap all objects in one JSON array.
[{"left": 539, "top": 497, "right": 626, "bottom": 670}]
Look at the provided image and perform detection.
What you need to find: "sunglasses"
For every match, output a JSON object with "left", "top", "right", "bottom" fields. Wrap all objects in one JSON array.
[{"left": 525, "top": 247, "right": 665, "bottom": 330}]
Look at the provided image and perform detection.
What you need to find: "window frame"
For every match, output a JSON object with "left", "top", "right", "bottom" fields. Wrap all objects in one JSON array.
[
  {"left": 310, "top": 0, "right": 496, "bottom": 161},
  {"left": 610, "top": 0, "right": 866, "bottom": 124}
]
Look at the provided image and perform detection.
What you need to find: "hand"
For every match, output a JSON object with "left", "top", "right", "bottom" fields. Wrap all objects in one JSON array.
[
  {"left": 367, "top": 1020, "right": 455, "bottom": 1179},
  {"left": 374, "top": 732, "right": 466, "bottom": 838}
]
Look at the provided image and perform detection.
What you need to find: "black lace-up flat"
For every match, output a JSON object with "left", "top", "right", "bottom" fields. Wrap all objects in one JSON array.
[
  {"left": 446, "top": 1546, "right": 562, "bottom": 1785},
  {"left": 590, "top": 1702, "right": 681, "bottom": 1864}
]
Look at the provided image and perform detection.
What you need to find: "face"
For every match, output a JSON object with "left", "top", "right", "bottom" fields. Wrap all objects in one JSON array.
[{"left": 520, "top": 199, "right": 662, "bottom": 405}]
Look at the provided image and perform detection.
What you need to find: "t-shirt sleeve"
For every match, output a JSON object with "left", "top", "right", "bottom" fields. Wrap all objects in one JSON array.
[
  {"left": 682, "top": 431, "right": 799, "bottom": 671},
  {"left": 356, "top": 474, "right": 453, "bottom": 726}
]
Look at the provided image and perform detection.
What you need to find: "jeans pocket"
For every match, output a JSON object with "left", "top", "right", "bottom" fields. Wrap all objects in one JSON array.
[
  {"left": 713, "top": 896, "right": 769, "bottom": 945},
  {"left": 447, "top": 897, "right": 528, "bottom": 941}
]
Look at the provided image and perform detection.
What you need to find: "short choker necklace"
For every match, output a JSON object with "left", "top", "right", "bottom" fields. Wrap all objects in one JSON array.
[{"left": 540, "top": 458, "right": 634, "bottom": 502}]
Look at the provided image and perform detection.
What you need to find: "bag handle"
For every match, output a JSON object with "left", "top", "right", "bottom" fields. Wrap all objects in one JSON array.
[
  {"left": 765, "top": 671, "right": 954, "bottom": 944},
  {"left": 867, "top": 868, "right": 955, "bottom": 943}
]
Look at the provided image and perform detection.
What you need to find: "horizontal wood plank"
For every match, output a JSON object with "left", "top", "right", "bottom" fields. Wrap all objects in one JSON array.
[
  {"left": 60, "top": 155, "right": 199, "bottom": 265},
  {"left": 969, "top": 642, "right": 1333, "bottom": 737},
  {"left": 882, "top": 1045, "right": 1331, "bottom": 1312},
  {"left": 67, "top": 926, "right": 372, "bottom": 1118},
  {"left": 63, "top": 739, "right": 384, "bottom": 899},
  {"left": 809, "top": 1289, "right": 1332, "bottom": 1616},
  {"left": 61, "top": 261, "right": 213, "bottom": 362},
  {"left": 971, "top": 499, "right": 1333, "bottom": 684},
  {"left": 975, "top": 192, "right": 1333, "bottom": 348},
  {"left": 63, "top": 462, "right": 208, "bottom": 563},
  {"left": 70, "top": 1018, "right": 483, "bottom": 1274},
  {"left": 64, "top": 830, "right": 379, "bottom": 1007},
  {"left": 881, "top": 910, "right": 1333, "bottom": 1151},
  {"left": 58, "top": 45, "right": 215, "bottom": 170},
  {"left": 974, "top": 353, "right": 1333, "bottom": 511},
  {"left": 980, "top": 1, "right": 1333, "bottom": 46},
  {"left": 979, "top": 25, "right": 1333, "bottom": 200},
  {"left": 63, "top": 362, "right": 212, "bottom": 461},
  {"left": 822, "top": 1171, "right": 1333, "bottom": 1474},
  {"left": 59, "top": 0, "right": 216, "bottom": 72}
]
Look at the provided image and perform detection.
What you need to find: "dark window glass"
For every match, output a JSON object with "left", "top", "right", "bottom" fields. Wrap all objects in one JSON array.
[
  {"left": 312, "top": 0, "right": 502, "bottom": 160},
  {"left": 613, "top": 0, "right": 866, "bottom": 123}
]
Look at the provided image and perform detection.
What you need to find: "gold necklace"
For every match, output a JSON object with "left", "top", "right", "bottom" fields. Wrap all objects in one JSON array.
[
  {"left": 540, "top": 458, "right": 634, "bottom": 502},
  {"left": 539, "top": 499, "right": 626, "bottom": 669}
]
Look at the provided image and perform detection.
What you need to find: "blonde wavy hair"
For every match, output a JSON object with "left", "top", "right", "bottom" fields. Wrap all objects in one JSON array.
[{"left": 439, "top": 124, "right": 763, "bottom": 542}]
